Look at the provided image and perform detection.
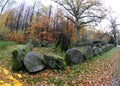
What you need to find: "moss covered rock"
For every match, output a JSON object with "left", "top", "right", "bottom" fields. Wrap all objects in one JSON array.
[
  {"left": 65, "top": 48, "right": 83, "bottom": 66},
  {"left": 44, "top": 53, "right": 66, "bottom": 70},
  {"left": 12, "top": 45, "right": 30, "bottom": 71},
  {"left": 84, "top": 46, "right": 93, "bottom": 60},
  {"left": 26, "top": 41, "right": 33, "bottom": 51}
]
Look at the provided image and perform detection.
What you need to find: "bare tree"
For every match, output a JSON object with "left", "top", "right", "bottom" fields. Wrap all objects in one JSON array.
[
  {"left": 53, "top": 0, "right": 106, "bottom": 43},
  {"left": 108, "top": 16, "right": 120, "bottom": 46},
  {"left": 29, "top": 1, "right": 36, "bottom": 23},
  {"left": 0, "top": 0, "right": 15, "bottom": 14}
]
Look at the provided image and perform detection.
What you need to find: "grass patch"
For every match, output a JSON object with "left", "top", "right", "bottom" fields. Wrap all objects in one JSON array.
[{"left": 0, "top": 41, "right": 16, "bottom": 50}]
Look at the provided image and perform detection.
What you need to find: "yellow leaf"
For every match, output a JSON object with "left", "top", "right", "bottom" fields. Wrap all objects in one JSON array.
[
  {"left": 16, "top": 74, "right": 22, "bottom": 78},
  {"left": 3, "top": 69, "right": 9, "bottom": 75}
]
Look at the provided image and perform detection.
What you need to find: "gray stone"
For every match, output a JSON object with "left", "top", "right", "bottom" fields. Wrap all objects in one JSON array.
[
  {"left": 84, "top": 46, "right": 93, "bottom": 60},
  {"left": 44, "top": 53, "right": 66, "bottom": 70},
  {"left": 26, "top": 41, "right": 33, "bottom": 51},
  {"left": 23, "top": 52, "right": 46, "bottom": 73},
  {"left": 65, "top": 48, "right": 83, "bottom": 65},
  {"left": 93, "top": 47, "right": 100, "bottom": 56},
  {"left": 12, "top": 45, "right": 30, "bottom": 62}
]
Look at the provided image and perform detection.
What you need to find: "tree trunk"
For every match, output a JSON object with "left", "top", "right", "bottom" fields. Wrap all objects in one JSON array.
[
  {"left": 114, "top": 32, "right": 117, "bottom": 46},
  {"left": 75, "top": 19, "right": 80, "bottom": 43}
]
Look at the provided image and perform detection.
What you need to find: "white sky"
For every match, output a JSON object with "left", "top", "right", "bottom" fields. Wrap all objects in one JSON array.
[
  {"left": 16, "top": 0, "right": 120, "bottom": 31},
  {"left": 100, "top": 0, "right": 120, "bottom": 31},
  {"left": 16, "top": 0, "right": 120, "bottom": 14}
]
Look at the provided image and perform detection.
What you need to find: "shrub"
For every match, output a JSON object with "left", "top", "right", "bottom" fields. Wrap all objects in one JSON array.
[{"left": 9, "top": 33, "right": 25, "bottom": 43}]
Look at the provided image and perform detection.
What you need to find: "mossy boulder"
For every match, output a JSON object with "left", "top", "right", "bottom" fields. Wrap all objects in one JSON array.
[
  {"left": 65, "top": 48, "right": 83, "bottom": 66},
  {"left": 93, "top": 47, "right": 101, "bottom": 56},
  {"left": 12, "top": 45, "right": 30, "bottom": 71},
  {"left": 26, "top": 41, "right": 33, "bottom": 51},
  {"left": 55, "top": 33, "right": 70, "bottom": 51},
  {"left": 12, "top": 45, "right": 30, "bottom": 62},
  {"left": 24, "top": 52, "right": 46, "bottom": 73},
  {"left": 83, "top": 46, "right": 93, "bottom": 60},
  {"left": 44, "top": 53, "right": 66, "bottom": 70}
]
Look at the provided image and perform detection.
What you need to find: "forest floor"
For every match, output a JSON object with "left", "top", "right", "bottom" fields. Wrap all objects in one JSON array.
[{"left": 0, "top": 43, "right": 120, "bottom": 86}]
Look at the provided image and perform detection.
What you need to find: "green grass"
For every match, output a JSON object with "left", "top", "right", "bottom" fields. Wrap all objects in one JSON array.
[{"left": 0, "top": 41, "right": 16, "bottom": 50}]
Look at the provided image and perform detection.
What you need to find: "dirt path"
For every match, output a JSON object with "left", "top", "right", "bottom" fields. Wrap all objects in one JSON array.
[{"left": 108, "top": 47, "right": 120, "bottom": 86}]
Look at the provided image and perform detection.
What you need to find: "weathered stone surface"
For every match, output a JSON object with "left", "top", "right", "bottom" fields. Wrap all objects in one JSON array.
[
  {"left": 44, "top": 53, "right": 66, "bottom": 70},
  {"left": 93, "top": 47, "right": 101, "bottom": 56},
  {"left": 55, "top": 33, "right": 70, "bottom": 51},
  {"left": 12, "top": 45, "right": 30, "bottom": 62},
  {"left": 26, "top": 41, "right": 33, "bottom": 51},
  {"left": 84, "top": 46, "right": 93, "bottom": 60},
  {"left": 65, "top": 48, "right": 83, "bottom": 65},
  {"left": 24, "top": 52, "right": 46, "bottom": 73},
  {"left": 12, "top": 45, "right": 30, "bottom": 71}
]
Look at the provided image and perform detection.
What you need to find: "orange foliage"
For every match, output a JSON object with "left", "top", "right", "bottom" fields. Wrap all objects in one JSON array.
[
  {"left": 94, "top": 30, "right": 104, "bottom": 39},
  {"left": 28, "top": 15, "right": 55, "bottom": 43},
  {"left": 9, "top": 33, "right": 25, "bottom": 43}
]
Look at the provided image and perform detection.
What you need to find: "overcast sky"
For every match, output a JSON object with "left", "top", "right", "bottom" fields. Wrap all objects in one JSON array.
[
  {"left": 16, "top": 0, "right": 120, "bottom": 15},
  {"left": 16, "top": 0, "right": 120, "bottom": 31},
  {"left": 15, "top": 0, "right": 120, "bottom": 17}
]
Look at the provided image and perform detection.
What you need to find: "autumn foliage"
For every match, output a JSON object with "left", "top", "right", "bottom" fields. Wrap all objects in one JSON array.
[{"left": 9, "top": 33, "right": 25, "bottom": 43}]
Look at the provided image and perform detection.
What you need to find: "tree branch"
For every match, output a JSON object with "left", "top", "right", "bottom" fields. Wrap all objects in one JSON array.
[{"left": 1, "top": 0, "right": 9, "bottom": 13}]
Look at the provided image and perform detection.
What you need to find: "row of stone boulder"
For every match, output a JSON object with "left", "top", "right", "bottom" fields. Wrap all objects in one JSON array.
[
  {"left": 12, "top": 44, "right": 114, "bottom": 73},
  {"left": 12, "top": 44, "right": 66, "bottom": 72}
]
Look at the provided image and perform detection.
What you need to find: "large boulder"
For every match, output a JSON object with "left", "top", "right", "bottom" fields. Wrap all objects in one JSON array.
[
  {"left": 84, "top": 46, "right": 93, "bottom": 60},
  {"left": 102, "top": 44, "right": 114, "bottom": 53},
  {"left": 55, "top": 33, "right": 70, "bottom": 51},
  {"left": 44, "top": 53, "right": 66, "bottom": 70},
  {"left": 65, "top": 48, "right": 83, "bottom": 66},
  {"left": 93, "top": 47, "right": 101, "bottom": 56},
  {"left": 26, "top": 41, "right": 33, "bottom": 51},
  {"left": 12, "top": 45, "right": 30, "bottom": 71},
  {"left": 23, "top": 52, "right": 46, "bottom": 73}
]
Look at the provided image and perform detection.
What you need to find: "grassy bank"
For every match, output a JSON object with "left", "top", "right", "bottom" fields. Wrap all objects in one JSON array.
[{"left": 0, "top": 41, "right": 16, "bottom": 50}]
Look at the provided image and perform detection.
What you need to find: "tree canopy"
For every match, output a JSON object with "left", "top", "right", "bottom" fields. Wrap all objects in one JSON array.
[{"left": 53, "top": 0, "right": 106, "bottom": 43}]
